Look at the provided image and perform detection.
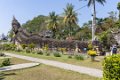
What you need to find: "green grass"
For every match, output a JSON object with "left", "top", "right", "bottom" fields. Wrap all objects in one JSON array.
[
  {"left": 4, "top": 51, "right": 104, "bottom": 70},
  {"left": 3, "top": 64, "right": 101, "bottom": 80},
  {"left": 0, "top": 57, "right": 31, "bottom": 65}
]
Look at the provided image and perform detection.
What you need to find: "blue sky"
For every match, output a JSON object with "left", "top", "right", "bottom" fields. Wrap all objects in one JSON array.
[{"left": 0, "top": 0, "right": 119, "bottom": 35}]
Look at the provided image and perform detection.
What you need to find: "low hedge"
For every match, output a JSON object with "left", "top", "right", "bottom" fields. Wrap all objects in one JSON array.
[{"left": 103, "top": 54, "right": 120, "bottom": 80}]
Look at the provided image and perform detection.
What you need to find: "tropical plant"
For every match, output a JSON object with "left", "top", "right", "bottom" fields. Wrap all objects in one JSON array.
[
  {"left": 21, "top": 44, "right": 28, "bottom": 49},
  {"left": 86, "top": 0, "right": 106, "bottom": 41},
  {"left": 74, "top": 54, "right": 84, "bottom": 60},
  {"left": 103, "top": 54, "right": 120, "bottom": 80},
  {"left": 75, "top": 26, "right": 91, "bottom": 40},
  {"left": 47, "top": 11, "right": 59, "bottom": 38},
  {"left": 117, "top": 2, "right": 120, "bottom": 20},
  {"left": 63, "top": 3, "right": 78, "bottom": 37},
  {"left": 28, "top": 43, "right": 35, "bottom": 51},
  {"left": 1, "top": 58, "right": 11, "bottom": 66}
]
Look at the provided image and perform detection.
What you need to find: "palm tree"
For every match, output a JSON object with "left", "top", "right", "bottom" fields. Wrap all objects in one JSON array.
[
  {"left": 87, "top": 0, "right": 106, "bottom": 41},
  {"left": 63, "top": 3, "right": 78, "bottom": 37},
  {"left": 117, "top": 2, "right": 120, "bottom": 20},
  {"left": 47, "top": 11, "right": 59, "bottom": 38}
]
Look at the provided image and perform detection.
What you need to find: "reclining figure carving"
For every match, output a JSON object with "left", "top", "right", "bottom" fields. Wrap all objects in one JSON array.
[{"left": 11, "top": 17, "right": 87, "bottom": 50}]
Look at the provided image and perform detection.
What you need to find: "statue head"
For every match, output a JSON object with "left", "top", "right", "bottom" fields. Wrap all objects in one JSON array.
[{"left": 12, "top": 16, "right": 21, "bottom": 34}]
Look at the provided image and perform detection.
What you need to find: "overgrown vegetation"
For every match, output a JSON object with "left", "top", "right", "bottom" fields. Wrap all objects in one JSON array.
[
  {"left": 103, "top": 54, "right": 120, "bottom": 80},
  {"left": 1, "top": 58, "right": 11, "bottom": 67},
  {"left": 74, "top": 54, "right": 84, "bottom": 60},
  {"left": 53, "top": 52, "right": 61, "bottom": 57}
]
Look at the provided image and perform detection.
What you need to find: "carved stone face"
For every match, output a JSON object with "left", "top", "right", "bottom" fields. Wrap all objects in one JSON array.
[
  {"left": 12, "top": 17, "right": 21, "bottom": 34},
  {"left": 12, "top": 24, "right": 18, "bottom": 34}
]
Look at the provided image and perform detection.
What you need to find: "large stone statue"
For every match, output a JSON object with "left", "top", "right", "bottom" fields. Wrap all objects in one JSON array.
[
  {"left": 12, "top": 16, "right": 43, "bottom": 46},
  {"left": 12, "top": 17, "right": 87, "bottom": 50}
]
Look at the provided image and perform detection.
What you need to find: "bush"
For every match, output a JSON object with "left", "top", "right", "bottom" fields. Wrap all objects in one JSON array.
[
  {"left": 15, "top": 49, "right": 22, "bottom": 52},
  {"left": 68, "top": 55, "right": 72, "bottom": 59},
  {"left": 28, "top": 43, "right": 35, "bottom": 51},
  {"left": 1, "top": 43, "right": 16, "bottom": 51},
  {"left": 37, "top": 50, "right": 43, "bottom": 55},
  {"left": 74, "top": 55, "right": 84, "bottom": 60},
  {"left": 0, "top": 53, "right": 5, "bottom": 57},
  {"left": 103, "top": 54, "right": 120, "bottom": 80},
  {"left": 26, "top": 49, "right": 31, "bottom": 53},
  {"left": 53, "top": 52, "right": 61, "bottom": 57},
  {"left": 1, "top": 58, "right": 11, "bottom": 66},
  {"left": 45, "top": 52, "right": 50, "bottom": 56},
  {"left": 21, "top": 44, "right": 27, "bottom": 49}
]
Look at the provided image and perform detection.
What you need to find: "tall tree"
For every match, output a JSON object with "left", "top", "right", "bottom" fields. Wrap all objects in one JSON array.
[
  {"left": 47, "top": 11, "right": 59, "bottom": 38},
  {"left": 63, "top": 3, "right": 78, "bottom": 37},
  {"left": 117, "top": 2, "right": 120, "bottom": 20},
  {"left": 87, "top": 0, "right": 106, "bottom": 41}
]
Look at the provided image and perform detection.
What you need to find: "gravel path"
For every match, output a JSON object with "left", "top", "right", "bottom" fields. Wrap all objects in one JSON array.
[
  {"left": 0, "top": 63, "right": 40, "bottom": 71},
  {"left": 5, "top": 53, "right": 102, "bottom": 78}
]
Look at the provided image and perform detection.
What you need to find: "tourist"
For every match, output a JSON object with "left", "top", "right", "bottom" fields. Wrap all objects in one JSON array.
[{"left": 111, "top": 45, "right": 117, "bottom": 55}]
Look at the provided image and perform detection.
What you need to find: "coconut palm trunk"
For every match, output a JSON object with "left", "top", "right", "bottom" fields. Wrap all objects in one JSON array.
[
  {"left": 87, "top": 0, "right": 106, "bottom": 41},
  {"left": 92, "top": 0, "right": 96, "bottom": 41}
]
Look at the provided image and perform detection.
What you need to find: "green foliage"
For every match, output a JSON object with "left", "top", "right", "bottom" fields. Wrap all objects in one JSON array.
[
  {"left": 114, "top": 20, "right": 120, "bottom": 28},
  {"left": 47, "top": 11, "right": 59, "bottom": 38},
  {"left": 74, "top": 55, "right": 84, "bottom": 60},
  {"left": 99, "top": 31, "right": 116, "bottom": 50},
  {"left": 118, "top": 2, "right": 120, "bottom": 20},
  {"left": 0, "top": 53, "right": 5, "bottom": 57},
  {"left": 103, "top": 54, "right": 120, "bottom": 80},
  {"left": 75, "top": 27, "right": 91, "bottom": 40},
  {"left": 63, "top": 3, "right": 78, "bottom": 36},
  {"left": 28, "top": 43, "right": 35, "bottom": 50},
  {"left": 15, "top": 49, "right": 22, "bottom": 52},
  {"left": 1, "top": 43, "right": 16, "bottom": 51},
  {"left": 53, "top": 52, "right": 61, "bottom": 57},
  {"left": 45, "top": 51, "right": 50, "bottom": 56},
  {"left": 25, "top": 49, "right": 31, "bottom": 53},
  {"left": 22, "top": 15, "right": 48, "bottom": 33},
  {"left": 36, "top": 50, "right": 43, "bottom": 55},
  {"left": 88, "top": 42, "right": 93, "bottom": 50},
  {"left": 1, "top": 58, "right": 11, "bottom": 67},
  {"left": 68, "top": 55, "right": 72, "bottom": 59},
  {"left": 21, "top": 44, "right": 28, "bottom": 49}
]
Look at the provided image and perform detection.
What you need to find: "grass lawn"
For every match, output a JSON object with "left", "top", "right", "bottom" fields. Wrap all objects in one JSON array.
[
  {"left": 0, "top": 57, "right": 31, "bottom": 65},
  {"left": 4, "top": 51, "right": 104, "bottom": 70},
  {"left": 3, "top": 64, "right": 101, "bottom": 80}
]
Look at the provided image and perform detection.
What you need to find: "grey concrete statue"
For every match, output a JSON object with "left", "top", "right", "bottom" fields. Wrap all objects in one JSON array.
[{"left": 11, "top": 16, "right": 87, "bottom": 50}]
